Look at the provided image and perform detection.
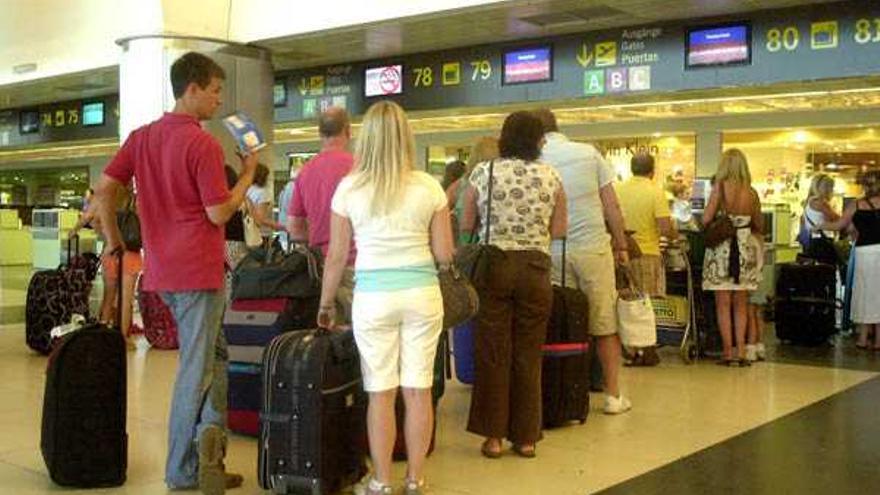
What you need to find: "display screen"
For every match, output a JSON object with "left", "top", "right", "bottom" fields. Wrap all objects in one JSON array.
[
  {"left": 686, "top": 24, "right": 751, "bottom": 68},
  {"left": 19, "top": 110, "right": 39, "bottom": 134},
  {"left": 82, "top": 102, "right": 105, "bottom": 126},
  {"left": 503, "top": 47, "right": 552, "bottom": 84},
  {"left": 273, "top": 82, "right": 287, "bottom": 107},
  {"left": 364, "top": 65, "right": 403, "bottom": 97}
]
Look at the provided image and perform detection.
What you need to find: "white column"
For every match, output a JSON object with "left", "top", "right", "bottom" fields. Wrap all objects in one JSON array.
[
  {"left": 696, "top": 130, "right": 722, "bottom": 178},
  {"left": 116, "top": 36, "right": 274, "bottom": 170}
]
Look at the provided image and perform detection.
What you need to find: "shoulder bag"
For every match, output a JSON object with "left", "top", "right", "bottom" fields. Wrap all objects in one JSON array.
[
  {"left": 116, "top": 194, "right": 142, "bottom": 252},
  {"left": 243, "top": 199, "right": 263, "bottom": 248},
  {"left": 454, "top": 160, "right": 505, "bottom": 285},
  {"left": 438, "top": 264, "right": 479, "bottom": 329},
  {"left": 704, "top": 183, "right": 736, "bottom": 249},
  {"left": 616, "top": 264, "right": 656, "bottom": 348}
]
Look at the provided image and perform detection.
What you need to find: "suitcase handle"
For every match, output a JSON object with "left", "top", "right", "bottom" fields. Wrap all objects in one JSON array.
[
  {"left": 108, "top": 248, "right": 125, "bottom": 332},
  {"left": 66, "top": 234, "right": 80, "bottom": 267}
]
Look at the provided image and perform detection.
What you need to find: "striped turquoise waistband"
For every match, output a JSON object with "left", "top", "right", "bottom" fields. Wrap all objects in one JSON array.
[{"left": 355, "top": 263, "right": 438, "bottom": 292}]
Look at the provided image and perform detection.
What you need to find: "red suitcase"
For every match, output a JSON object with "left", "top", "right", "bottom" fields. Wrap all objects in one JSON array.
[{"left": 136, "top": 275, "right": 178, "bottom": 350}]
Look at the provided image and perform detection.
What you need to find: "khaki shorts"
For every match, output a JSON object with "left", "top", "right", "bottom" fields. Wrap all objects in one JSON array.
[{"left": 552, "top": 249, "right": 618, "bottom": 337}]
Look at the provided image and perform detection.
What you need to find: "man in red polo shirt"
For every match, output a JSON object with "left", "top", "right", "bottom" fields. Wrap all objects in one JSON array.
[
  {"left": 287, "top": 107, "right": 356, "bottom": 322},
  {"left": 95, "top": 52, "right": 257, "bottom": 494}
]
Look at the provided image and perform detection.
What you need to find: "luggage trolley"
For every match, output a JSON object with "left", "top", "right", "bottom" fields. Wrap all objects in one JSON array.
[{"left": 654, "top": 237, "right": 700, "bottom": 364}]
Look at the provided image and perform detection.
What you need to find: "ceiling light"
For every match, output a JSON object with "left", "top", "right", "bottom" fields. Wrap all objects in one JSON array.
[{"left": 12, "top": 63, "right": 37, "bottom": 74}]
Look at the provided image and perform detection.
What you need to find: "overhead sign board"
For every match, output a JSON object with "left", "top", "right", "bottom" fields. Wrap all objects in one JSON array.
[{"left": 274, "top": 1, "right": 880, "bottom": 123}]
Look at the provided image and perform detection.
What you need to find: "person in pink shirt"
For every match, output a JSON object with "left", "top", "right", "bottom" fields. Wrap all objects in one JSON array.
[
  {"left": 94, "top": 52, "right": 258, "bottom": 494},
  {"left": 287, "top": 107, "right": 356, "bottom": 322}
]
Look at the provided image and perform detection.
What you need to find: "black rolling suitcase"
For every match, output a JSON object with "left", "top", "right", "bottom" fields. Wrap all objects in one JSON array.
[
  {"left": 41, "top": 250, "right": 127, "bottom": 487},
  {"left": 543, "top": 239, "right": 591, "bottom": 428},
  {"left": 775, "top": 261, "right": 837, "bottom": 346},
  {"left": 258, "top": 329, "right": 367, "bottom": 494}
]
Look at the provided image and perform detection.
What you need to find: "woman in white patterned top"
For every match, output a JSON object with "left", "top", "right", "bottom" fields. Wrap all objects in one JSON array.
[{"left": 461, "top": 111, "right": 567, "bottom": 459}]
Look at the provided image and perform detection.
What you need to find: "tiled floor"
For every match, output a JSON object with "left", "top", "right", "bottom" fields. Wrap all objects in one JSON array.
[
  {"left": 2, "top": 264, "right": 880, "bottom": 493},
  {"left": 0, "top": 322, "right": 875, "bottom": 494}
]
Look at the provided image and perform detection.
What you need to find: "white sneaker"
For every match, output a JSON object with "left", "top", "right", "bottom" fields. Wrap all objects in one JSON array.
[
  {"left": 603, "top": 394, "right": 632, "bottom": 415},
  {"left": 745, "top": 344, "right": 758, "bottom": 362},
  {"left": 755, "top": 343, "right": 767, "bottom": 361},
  {"left": 355, "top": 478, "right": 393, "bottom": 495}
]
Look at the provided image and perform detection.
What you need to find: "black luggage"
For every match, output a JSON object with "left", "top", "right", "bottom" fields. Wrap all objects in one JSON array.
[
  {"left": 258, "top": 329, "right": 367, "bottom": 494},
  {"left": 232, "top": 243, "right": 321, "bottom": 300},
  {"left": 391, "top": 331, "right": 448, "bottom": 461},
  {"left": 41, "top": 250, "right": 127, "bottom": 487},
  {"left": 543, "top": 239, "right": 591, "bottom": 428},
  {"left": 775, "top": 261, "right": 837, "bottom": 346},
  {"left": 26, "top": 236, "right": 98, "bottom": 354}
]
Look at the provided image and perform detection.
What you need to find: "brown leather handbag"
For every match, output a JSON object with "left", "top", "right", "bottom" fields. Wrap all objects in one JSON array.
[
  {"left": 438, "top": 265, "right": 479, "bottom": 329},
  {"left": 704, "top": 184, "right": 736, "bottom": 248}
]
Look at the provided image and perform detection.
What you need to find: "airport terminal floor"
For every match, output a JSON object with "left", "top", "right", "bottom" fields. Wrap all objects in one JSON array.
[{"left": 1, "top": 264, "right": 879, "bottom": 495}]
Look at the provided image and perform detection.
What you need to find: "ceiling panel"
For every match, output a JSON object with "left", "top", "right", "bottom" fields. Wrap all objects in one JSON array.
[
  {"left": 0, "top": 0, "right": 838, "bottom": 111},
  {"left": 261, "top": 0, "right": 839, "bottom": 70},
  {"left": 0, "top": 67, "right": 118, "bottom": 111}
]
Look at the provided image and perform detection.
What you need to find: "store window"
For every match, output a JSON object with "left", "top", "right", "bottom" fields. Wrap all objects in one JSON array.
[
  {"left": 589, "top": 134, "right": 696, "bottom": 195},
  {"left": 724, "top": 127, "right": 875, "bottom": 204},
  {"left": 0, "top": 167, "right": 89, "bottom": 208},
  {"left": 724, "top": 127, "right": 878, "bottom": 246}
]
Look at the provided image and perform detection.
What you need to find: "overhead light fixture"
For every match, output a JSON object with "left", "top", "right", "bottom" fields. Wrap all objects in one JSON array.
[{"left": 12, "top": 63, "right": 37, "bottom": 74}]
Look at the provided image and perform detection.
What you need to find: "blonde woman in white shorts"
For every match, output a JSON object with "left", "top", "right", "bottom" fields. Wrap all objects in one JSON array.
[{"left": 317, "top": 101, "right": 455, "bottom": 495}]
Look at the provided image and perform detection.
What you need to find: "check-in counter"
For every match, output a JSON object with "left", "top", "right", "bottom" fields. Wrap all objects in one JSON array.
[
  {"left": 31, "top": 209, "right": 97, "bottom": 269},
  {"left": 0, "top": 209, "right": 33, "bottom": 265}
]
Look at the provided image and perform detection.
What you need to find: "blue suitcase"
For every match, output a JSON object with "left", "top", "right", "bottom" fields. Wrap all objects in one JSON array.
[{"left": 452, "top": 321, "right": 475, "bottom": 385}]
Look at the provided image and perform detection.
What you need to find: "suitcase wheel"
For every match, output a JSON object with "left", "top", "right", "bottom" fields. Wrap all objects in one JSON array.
[{"left": 681, "top": 343, "right": 697, "bottom": 365}]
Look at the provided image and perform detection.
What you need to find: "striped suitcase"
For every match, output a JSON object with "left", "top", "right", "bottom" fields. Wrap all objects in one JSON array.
[{"left": 228, "top": 362, "right": 262, "bottom": 437}]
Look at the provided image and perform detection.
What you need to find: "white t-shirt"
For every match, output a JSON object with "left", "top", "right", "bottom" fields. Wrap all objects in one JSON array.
[
  {"left": 331, "top": 171, "right": 446, "bottom": 271},
  {"left": 541, "top": 132, "right": 614, "bottom": 254}
]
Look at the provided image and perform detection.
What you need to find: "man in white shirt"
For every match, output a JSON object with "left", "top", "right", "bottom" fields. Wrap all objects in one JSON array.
[{"left": 534, "top": 108, "right": 632, "bottom": 415}]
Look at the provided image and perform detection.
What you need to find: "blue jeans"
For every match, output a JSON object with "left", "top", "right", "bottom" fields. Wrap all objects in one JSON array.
[{"left": 160, "top": 290, "right": 228, "bottom": 488}]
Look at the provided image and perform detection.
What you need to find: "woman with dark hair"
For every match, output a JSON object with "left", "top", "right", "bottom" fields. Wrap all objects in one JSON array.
[
  {"left": 441, "top": 160, "right": 467, "bottom": 191},
  {"left": 71, "top": 185, "right": 143, "bottom": 348},
  {"left": 461, "top": 111, "right": 567, "bottom": 459},
  {"left": 245, "top": 163, "right": 284, "bottom": 244},
  {"left": 822, "top": 170, "right": 880, "bottom": 349}
]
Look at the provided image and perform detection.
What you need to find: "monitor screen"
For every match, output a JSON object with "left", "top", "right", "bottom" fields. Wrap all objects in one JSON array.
[
  {"left": 690, "top": 178, "right": 712, "bottom": 211},
  {"left": 503, "top": 47, "right": 552, "bottom": 84},
  {"left": 364, "top": 65, "right": 403, "bottom": 97},
  {"left": 686, "top": 24, "right": 751, "bottom": 68},
  {"left": 273, "top": 82, "right": 287, "bottom": 107},
  {"left": 19, "top": 110, "right": 39, "bottom": 134},
  {"left": 82, "top": 102, "right": 105, "bottom": 126}
]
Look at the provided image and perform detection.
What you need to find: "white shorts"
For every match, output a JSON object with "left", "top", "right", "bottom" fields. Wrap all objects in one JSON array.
[{"left": 351, "top": 285, "right": 443, "bottom": 392}]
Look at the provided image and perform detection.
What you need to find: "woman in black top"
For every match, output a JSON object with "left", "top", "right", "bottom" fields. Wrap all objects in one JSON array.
[
  {"left": 224, "top": 165, "right": 247, "bottom": 300},
  {"left": 823, "top": 170, "right": 880, "bottom": 349}
]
